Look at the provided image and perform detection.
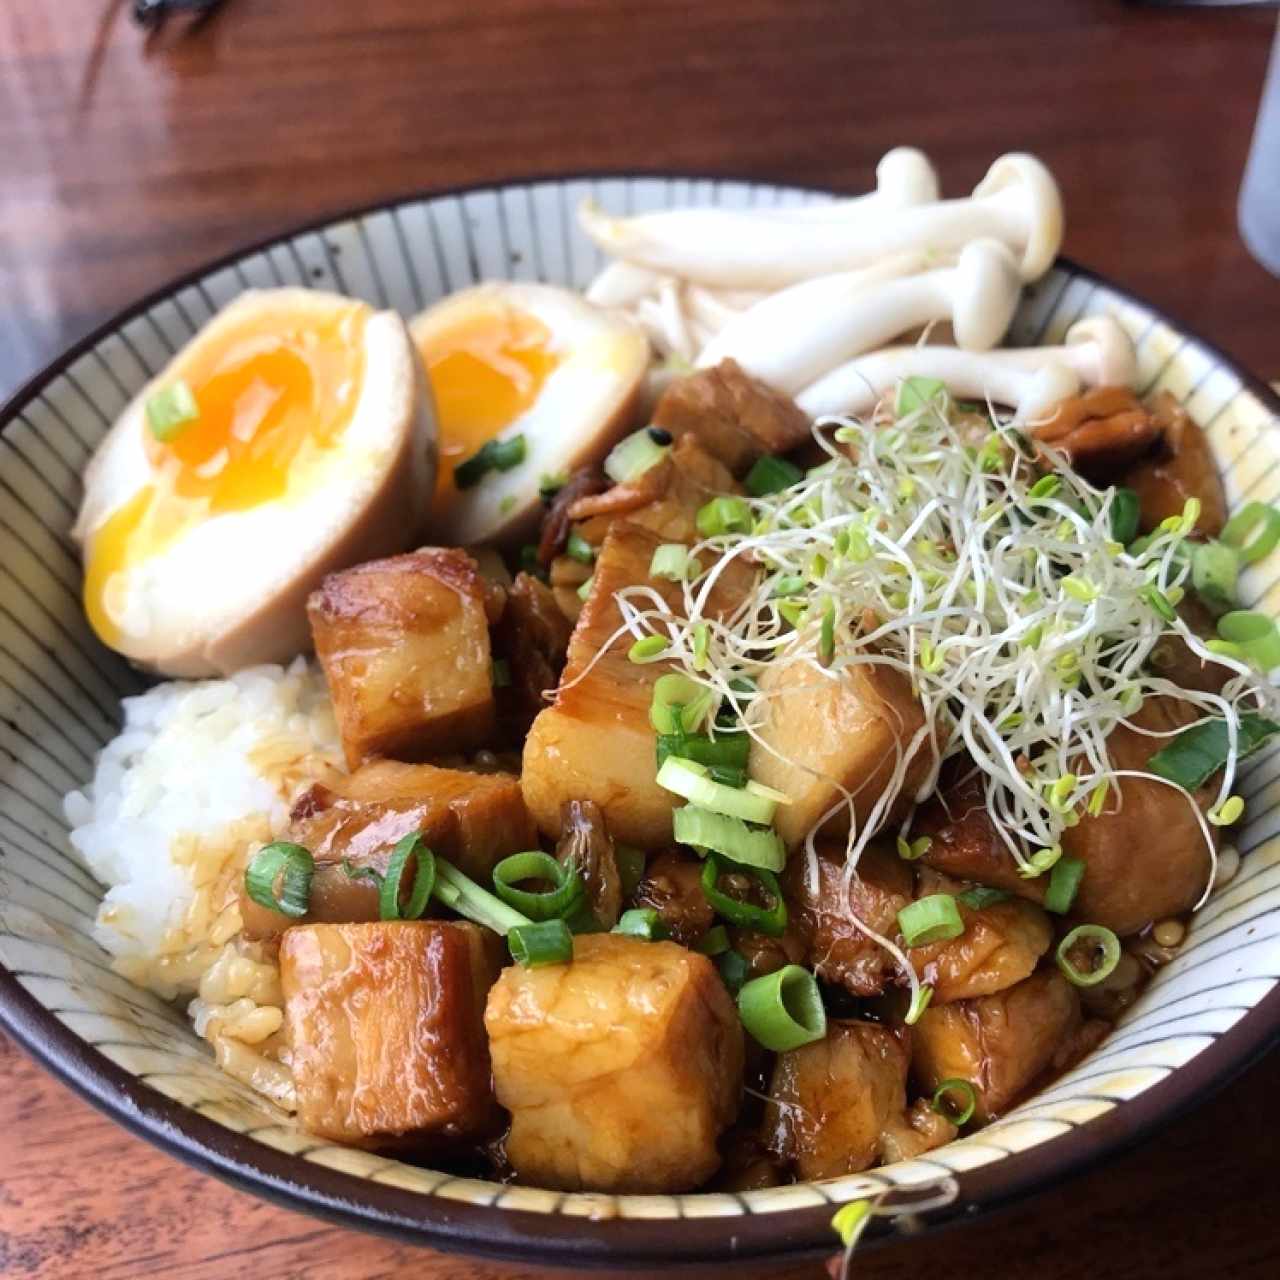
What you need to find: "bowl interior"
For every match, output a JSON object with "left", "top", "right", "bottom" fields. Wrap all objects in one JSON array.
[{"left": 1, "top": 176, "right": 1279, "bottom": 1265}]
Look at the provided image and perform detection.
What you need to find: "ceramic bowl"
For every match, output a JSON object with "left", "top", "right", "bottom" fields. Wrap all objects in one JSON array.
[{"left": 1, "top": 175, "right": 1279, "bottom": 1270}]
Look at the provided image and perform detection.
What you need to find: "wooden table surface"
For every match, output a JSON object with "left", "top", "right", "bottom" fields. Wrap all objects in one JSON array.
[{"left": 2, "top": 1, "right": 1280, "bottom": 1276}]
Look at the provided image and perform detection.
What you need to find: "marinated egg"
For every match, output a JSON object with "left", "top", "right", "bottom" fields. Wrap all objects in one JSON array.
[
  {"left": 410, "top": 283, "right": 648, "bottom": 545},
  {"left": 74, "top": 288, "right": 437, "bottom": 678}
]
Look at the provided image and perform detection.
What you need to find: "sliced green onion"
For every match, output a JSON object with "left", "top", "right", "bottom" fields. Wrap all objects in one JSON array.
[
  {"left": 746, "top": 455, "right": 804, "bottom": 497},
  {"left": 717, "top": 949, "right": 750, "bottom": 995},
  {"left": 895, "top": 376, "right": 946, "bottom": 416},
  {"left": 454, "top": 434, "right": 527, "bottom": 488},
  {"left": 433, "top": 855, "right": 530, "bottom": 935},
  {"left": 655, "top": 731, "right": 750, "bottom": 773},
  {"left": 576, "top": 574, "right": 595, "bottom": 601},
  {"left": 649, "top": 543, "right": 691, "bottom": 581},
  {"left": 508, "top": 919, "right": 573, "bottom": 967},
  {"left": 562, "top": 900, "right": 605, "bottom": 935},
  {"left": 701, "top": 853, "right": 787, "bottom": 936},
  {"left": 897, "top": 894, "right": 965, "bottom": 947},
  {"left": 1148, "top": 713, "right": 1280, "bottom": 790},
  {"left": 831, "top": 1201, "right": 873, "bottom": 1251},
  {"left": 244, "top": 842, "right": 314, "bottom": 918},
  {"left": 491, "top": 658, "right": 511, "bottom": 688},
  {"left": 1217, "top": 611, "right": 1280, "bottom": 670},
  {"left": 378, "top": 832, "right": 435, "bottom": 921},
  {"left": 1109, "top": 487, "right": 1141, "bottom": 545},
  {"left": 565, "top": 531, "right": 596, "bottom": 564},
  {"left": 1220, "top": 501, "right": 1280, "bottom": 565},
  {"left": 674, "top": 805, "right": 786, "bottom": 872},
  {"left": 615, "top": 845, "right": 647, "bottom": 897},
  {"left": 905, "top": 984, "right": 934, "bottom": 1025},
  {"left": 538, "top": 471, "right": 567, "bottom": 502},
  {"left": 931, "top": 1078, "right": 977, "bottom": 1126},
  {"left": 492, "top": 851, "right": 584, "bottom": 921},
  {"left": 957, "top": 886, "right": 1009, "bottom": 910},
  {"left": 603, "top": 427, "right": 671, "bottom": 484},
  {"left": 656, "top": 757, "right": 779, "bottom": 824},
  {"left": 737, "top": 964, "right": 826, "bottom": 1051},
  {"left": 612, "top": 907, "right": 668, "bottom": 941},
  {"left": 628, "top": 635, "right": 669, "bottom": 664},
  {"left": 1191, "top": 540, "right": 1240, "bottom": 614},
  {"left": 1056, "top": 924, "right": 1121, "bottom": 987},
  {"left": 695, "top": 924, "right": 730, "bottom": 956},
  {"left": 696, "top": 495, "right": 753, "bottom": 538},
  {"left": 1043, "top": 855, "right": 1086, "bottom": 915},
  {"left": 649, "top": 673, "right": 714, "bottom": 734},
  {"left": 146, "top": 379, "right": 200, "bottom": 442}
]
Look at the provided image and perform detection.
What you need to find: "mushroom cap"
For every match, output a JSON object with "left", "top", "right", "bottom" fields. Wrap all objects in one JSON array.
[
  {"left": 972, "top": 153, "right": 1065, "bottom": 282},
  {"left": 875, "top": 146, "right": 940, "bottom": 208},
  {"left": 1065, "top": 315, "right": 1137, "bottom": 388},
  {"left": 949, "top": 239, "right": 1022, "bottom": 351}
]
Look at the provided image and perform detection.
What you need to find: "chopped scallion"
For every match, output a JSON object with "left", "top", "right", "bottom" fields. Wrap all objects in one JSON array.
[
  {"left": 1056, "top": 924, "right": 1121, "bottom": 987},
  {"left": 565, "top": 531, "right": 596, "bottom": 564},
  {"left": 508, "top": 919, "right": 573, "bottom": 967},
  {"left": 244, "top": 842, "right": 314, "bottom": 918},
  {"left": 604, "top": 427, "right": 671, "bottom": 484},
  {"left": 1148, "top": 713, "right": 1280, "bottom": 790},
  {"left": 1220, "top": 501, "right": 1280, "bottom": 565},
  {"left": 957, "top": 886, "right": 1009, "bottom": 910},
  {"left": 454, "top": 434, "right": 527, "bottom": 488},
  {"left": 674, "top": 805, "right": 787, "bottom": 872},
  {"left": 378, "top": 832, "right": 435, "bottom": 921},
  {"left": 694, "top": 924, "right": 730, "bottom": 956},
  {"left": 492, "top": 851, "right": 584, "bottom": 921},
  {"left": 696, "top": 496, "right": 752, "bottom": 538},
  {"left": 931, "top": 1078, "right": 977, "bottom": 1126},
  {"left": 656, "top": 756, "right": 779, "bottom": 824},
  {"left": 745, "top": 455, "right": 804, "bottom": 497},
  {"left": 897, "top": 894, "right": 964, "bottom": 947},
  {"left": 1043, "top": 855, "right": 1086, "bottom": 915},
  {"left": 146, "top": 379, "right": 200, "bottom": 442},
  {"left": 736, "top": 964, "right": 826, "bottom": 1051},
  {"left": 716, "top": 948, "right": 750, "bottom": 995},
  {"left": 1217, "top": 610, "right": 1280, "bottom": 671},
  {"left": 700, "top": 853, "right": 788, "bottom": 935},
  {"left": 612, "top": 907, "right": 668, "bottom": 941},
  {"left": 649, "top": 673, "right": 714, "bottom": 734},
  {"left": 649, "top": 543, "right": 691, "bottom": 581}
]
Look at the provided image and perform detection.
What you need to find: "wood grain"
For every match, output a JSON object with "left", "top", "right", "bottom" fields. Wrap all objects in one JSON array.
[{"left": 2, "top": 0, "right": 1280, "bottom": 1275}]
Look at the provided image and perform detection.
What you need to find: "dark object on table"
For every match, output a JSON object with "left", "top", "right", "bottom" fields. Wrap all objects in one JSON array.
[{"left": 132, "top": 0, "right": 228, "bottom": 28}]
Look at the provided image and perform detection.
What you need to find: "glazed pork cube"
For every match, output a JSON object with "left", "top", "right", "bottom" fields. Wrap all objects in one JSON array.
[
  {"left": 652, "top": 359, "right": 811, "bottom": 475},
  {"left": 281, "top": 921, "right": 502, "bottom": 1146},
  {"left": 910, "top": 969, "right": 1080, "bottom": 1123},
  {"left": 749, "top": 661, "right": 929, "bottom": 848},
  {"left": 521, "top": 521, "right": 752, "bottom": 846},
  {"left": 907, "top": 878, "right": 1052, "bottom": 1003},
  {"left": 763, "top": 1020, "right": 944, "bottom": 1180},
  {"left": 783, "top": 842, "right": 913, "bottom": 996},
  {"left": 485, "top": 933, "right": 743, "bottom": 1192},
  {"left": 569, "top": 434, "right": 740, "bottom": 547},
  {"left": 309, "top": 549, "right": 498, "bottom": 769},
  {"left": 239, "top": 760, "right": 534, "bottom": 940}
]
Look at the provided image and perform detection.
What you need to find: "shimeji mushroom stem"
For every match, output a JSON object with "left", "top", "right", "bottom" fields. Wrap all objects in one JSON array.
[
  {"left": 697, "top": 240, "right": 1023, "bottom": 395},
  {"left": 796, "top": 317, "right": 1136, "bottom": 421},
  {"left": 577, "top": 151, "right": 1062, "bottom": 290}
]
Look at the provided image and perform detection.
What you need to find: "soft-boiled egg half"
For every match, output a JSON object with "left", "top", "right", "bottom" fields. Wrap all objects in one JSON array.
[
  {"left": 410, "top": 283, "right": 649, "bottom": 545},
  {"left": 74, "top": 288, "right": 437, "bottom": 678}
]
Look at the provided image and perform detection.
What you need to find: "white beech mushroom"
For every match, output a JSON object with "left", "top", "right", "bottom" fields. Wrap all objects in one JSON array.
[
  {"left": 696, "top": 240, "right": 1022, "bottom": 396},
  {"left": 578, "top": 152, "right": 1062, "bottom": 290},
  {"left": 796, "top": 316, "right": 1136, "bottom": 421}
]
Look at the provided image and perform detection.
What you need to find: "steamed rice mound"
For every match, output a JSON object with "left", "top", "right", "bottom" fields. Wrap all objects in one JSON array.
[{"left": 63, "top": 658, "right": 342, "bottom": 1108}]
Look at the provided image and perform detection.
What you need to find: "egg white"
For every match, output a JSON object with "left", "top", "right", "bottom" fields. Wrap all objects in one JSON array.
[
  {"left": 74, "top": 288, "right": 438, "bottom": 678},
  {"left": 411, "top": 282, "right": 649, "bottom": 546}
]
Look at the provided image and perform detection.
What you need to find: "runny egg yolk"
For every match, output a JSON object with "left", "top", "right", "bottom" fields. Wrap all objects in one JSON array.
[
  {"left": 416, "top": 304, "right": 561, "bottom": 507},
  {"left": 83, "top": 302, "right": 368, "bottom": 647}
]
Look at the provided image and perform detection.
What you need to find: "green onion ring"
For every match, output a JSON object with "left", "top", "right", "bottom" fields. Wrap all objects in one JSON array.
[
  {"left": 492, "top": 851, "right": 584, "bottom": 921},
  {"left": 1056, "top": 924, "right": 1122, "bottom": 987},
  {"left": 736, "top": 964, "right": 827, "bottom": 1051},
  {"left": 378, "top": 833, "right": 436, "bottom": 921},
  {"left": 931, "top": 1078, "right": 977, "bottom": 1126},
  {"left": 700, "top": 853, "right": 787, "bottom": 936},
  {"left": 244, "top": 842, "right": 314, "bottom": 918},
  {"left": 508, "top": 919, "right": 574, "bottom": 967}
]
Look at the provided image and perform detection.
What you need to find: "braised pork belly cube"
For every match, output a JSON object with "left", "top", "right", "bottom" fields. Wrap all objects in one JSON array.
[
  {"left": 484, "top": 933, "right": 743, "bottom": 1192},
  {"left": 750, "top": 660, "right": 929, "bottom": 849},
  {"left": 570, "top": 435, "right": 740, "bottom": 547},
  {"left": 308, "top": 549, "right": 498, "bottom": 769},
  {"left": 910, "top": 969, "right": 1080, "bottom": 1123},
  {"left": 651, "top": 359, "right": 810, "bottom": 475},
  {"left": 1060, "top": 697, "right": 1215, "bottom": 936},
  {"left": 521, "top": 521, "right": 752, "bottom": 846},
  {"left": 281, "top": 921, "right": 502, "bottom": 1146},
  {"left": 762, "top": 1020, "right": 952, "bottom": 1179},
  {"left": 907, "top": 871, "right": 1052, "bottom": 1003},
  {"left": 783, "top": 842, "right": 913, "bottom": 996},
  {"left": 240, "top": 760, "right": 534, "bottom": 940}
]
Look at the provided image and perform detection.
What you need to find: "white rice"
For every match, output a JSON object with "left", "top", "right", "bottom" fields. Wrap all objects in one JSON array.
[{"left": 63, "top": 658, "right": 342, "bottom": 1108}]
